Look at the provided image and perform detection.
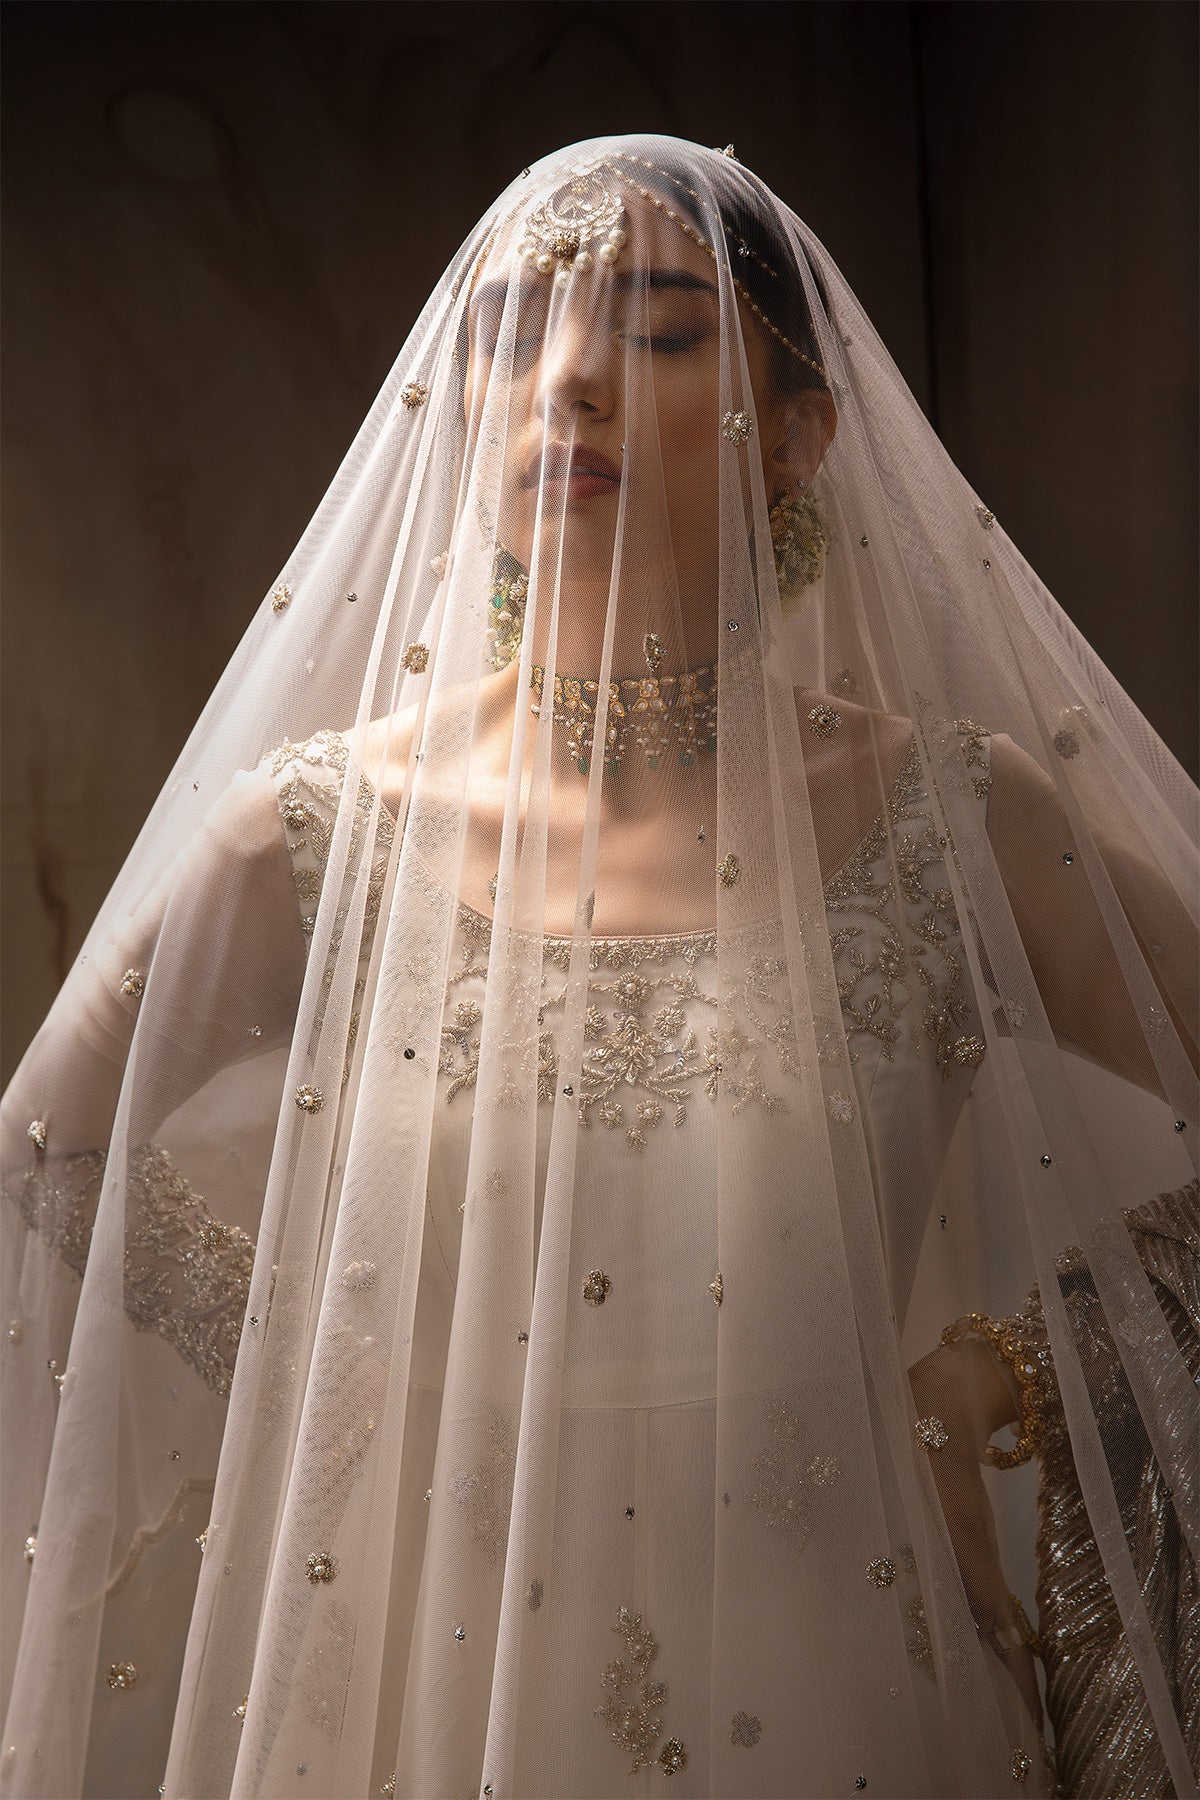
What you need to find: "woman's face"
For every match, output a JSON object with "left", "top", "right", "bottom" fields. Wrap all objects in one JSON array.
[{"left": 462, "top": 189, "right": 830, "bottom": 660}]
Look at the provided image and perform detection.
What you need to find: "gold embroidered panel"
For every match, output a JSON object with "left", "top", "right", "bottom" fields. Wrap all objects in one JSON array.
[{"left": 269, "top": 725, "right": 992, "bottom": 1151}]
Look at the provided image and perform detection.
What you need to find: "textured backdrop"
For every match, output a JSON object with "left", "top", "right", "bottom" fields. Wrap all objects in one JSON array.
[{"left": 3, "top": 0, "right": 1196, "bottom": 1085}]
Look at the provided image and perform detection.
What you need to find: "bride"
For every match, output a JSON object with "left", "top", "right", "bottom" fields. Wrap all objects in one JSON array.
[{"left": 3, "top": 134, "right": 1196, "bottom": 1800}]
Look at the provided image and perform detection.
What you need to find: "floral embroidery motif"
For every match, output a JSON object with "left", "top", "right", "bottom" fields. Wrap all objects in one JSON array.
[
  {"left": 269, "top": 730, "right": 395, "bottom": 1068},
  {"left": 745, "top": 1394, "right": 841, "bottom": 1551},
  {"left": 954, "top": 718, "right": 993, "bottom": 802},
  {"left": 823, "top": 732, "right": 991, "bottom": 1080},
  {"left": 449, "top": 1413, "right": 516, "bottom": 1565},
  {"left": 594, "top": 1605, "right": 678, "bottom": 1775},
  {"left": 730, "top": 1710, "right": 762, "bottom": 1747},
  {"left": 582, "top": 1269, "right": 612, "bottom": 1306},
  {"left": 807, "top": 704, "right": 841, "bottom": 738},
  {"left": 306, "top": 1550, "right": 337, "bottom": 1585},
  {"left": 658, "top": 1736, "right": 688, "bottom": 1776},
  {"left": 827, "top": 1090, "right": 856, "bottom": 1125},
  {"left": 268, "top": 727, "right": 992, "bottom": 1151},
  {"left": 4, "top": 1143, "right": 255, "bottom": 1398},
  {"left": 905, "top": 1595, "right": 935, "bottom": 1678},
  {"left": 105, "top": 1662, "right": 138, "bottom": 1690},
  {"left": 341, "top": 1259, "right": 376, "bottom": 1292}
]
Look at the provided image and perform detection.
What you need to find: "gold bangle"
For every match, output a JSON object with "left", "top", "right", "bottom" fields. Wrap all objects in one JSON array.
[
  {"left": 938, "top": 1311, "right": 1046, "bottom": 1469},
  {"left": 982, "top": 1593, "right": 1043, "bottom": 1661}
]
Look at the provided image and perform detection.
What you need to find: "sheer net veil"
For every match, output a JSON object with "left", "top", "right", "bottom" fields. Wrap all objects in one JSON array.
[{"left": 2, "top": 133, "right": 1197, "bottom": 1800}]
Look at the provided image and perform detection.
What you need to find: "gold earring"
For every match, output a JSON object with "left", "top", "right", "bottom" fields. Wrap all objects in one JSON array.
[{"left": 769, "top": 484, "right": 829, "bottom": 611}]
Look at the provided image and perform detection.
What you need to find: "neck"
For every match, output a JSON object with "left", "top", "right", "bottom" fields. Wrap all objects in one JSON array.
[{"left": 483, "top": 657, "right": 722, "bottom": 825}]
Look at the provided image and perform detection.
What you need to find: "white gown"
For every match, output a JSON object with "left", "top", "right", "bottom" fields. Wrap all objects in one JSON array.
[{"left": 261, "top": 719, "right": 993, "bottom": 1798}]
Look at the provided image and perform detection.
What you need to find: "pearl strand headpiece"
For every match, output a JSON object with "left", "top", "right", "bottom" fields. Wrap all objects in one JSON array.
[{"left": 515, "top": 151, "right": 828, "bottom": 385}]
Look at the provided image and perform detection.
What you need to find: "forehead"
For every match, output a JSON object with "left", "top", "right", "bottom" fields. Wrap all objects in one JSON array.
[{"left": 471, "top": 184, "right": 718, "bottom": 299}]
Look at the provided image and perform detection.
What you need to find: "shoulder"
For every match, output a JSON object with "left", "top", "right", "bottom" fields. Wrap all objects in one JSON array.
[
  {"left": 262, "top": 727, "right": 354, "bottom": 804},
  {"left": 257, "top": 718, "right": 412, "bottom": 936},
  {"left": 258, "top": 701, "right": 423, "bottom": 844},
  {"left": 985, "top": 730, "right": 1059, "bottom": 815}
]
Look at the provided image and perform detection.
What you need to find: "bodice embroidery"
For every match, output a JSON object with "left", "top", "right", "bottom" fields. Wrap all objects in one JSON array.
[{"left": 269, "top": 724, "right": 992, "bottom": 1151}]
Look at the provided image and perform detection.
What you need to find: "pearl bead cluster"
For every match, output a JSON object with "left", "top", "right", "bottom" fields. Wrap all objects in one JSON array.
[{"left": 517, "top": 224, "right": 628, "bottom": 280}]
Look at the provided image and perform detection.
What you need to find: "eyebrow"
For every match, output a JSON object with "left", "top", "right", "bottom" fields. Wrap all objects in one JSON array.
[{"left": 468, "top": 265, "right": 719, "bottom": 322}]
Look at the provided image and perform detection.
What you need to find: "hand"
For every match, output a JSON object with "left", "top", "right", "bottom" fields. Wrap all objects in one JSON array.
[{"left": 908, "top": 1339, "right": 1044, "bottom": 1731}]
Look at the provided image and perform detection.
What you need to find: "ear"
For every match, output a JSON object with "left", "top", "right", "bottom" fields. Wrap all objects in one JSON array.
[{"left": 763, "top": 389, "right": 838, "bottom": 493}]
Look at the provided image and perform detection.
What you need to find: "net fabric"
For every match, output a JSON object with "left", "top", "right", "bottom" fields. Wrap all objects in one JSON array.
[{"left": 2, "top": 132, "right": 1197, "bottom": 1800}]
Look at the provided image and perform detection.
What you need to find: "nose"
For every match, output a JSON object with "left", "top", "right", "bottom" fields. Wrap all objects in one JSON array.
[{"left": 535, "top": 287, "right": 618, "bottom": 424}]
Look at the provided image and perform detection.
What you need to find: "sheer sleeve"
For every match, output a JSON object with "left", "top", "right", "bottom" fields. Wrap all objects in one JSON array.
[
  {"left": 985, "top": 730, "right": 1199, "bottom": 1093},
  {"left": 2, "top": 761, "right": 308, "bottom": 1170},
  {"left": 1, "top": 759, "right": 310, "bottom": 1363}
]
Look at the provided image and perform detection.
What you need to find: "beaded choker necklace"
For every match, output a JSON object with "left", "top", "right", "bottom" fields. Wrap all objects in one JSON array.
[{"left": 529, "top": 659, "right": 718, "bottom": 775}]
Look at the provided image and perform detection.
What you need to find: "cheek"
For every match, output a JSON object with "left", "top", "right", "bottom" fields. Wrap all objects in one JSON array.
[{"left": 656, "top": 373, "right": 720, "bottom": 513}]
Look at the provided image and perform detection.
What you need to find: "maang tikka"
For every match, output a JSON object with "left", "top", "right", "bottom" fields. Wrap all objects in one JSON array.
[{"left": 518, "top": 164, "right": 627, "bottom": 277}]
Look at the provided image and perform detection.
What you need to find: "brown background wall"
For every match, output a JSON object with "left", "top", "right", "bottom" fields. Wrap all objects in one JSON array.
[{"left": 3, "top": 0, "right": 1196, "bottom": 1087}]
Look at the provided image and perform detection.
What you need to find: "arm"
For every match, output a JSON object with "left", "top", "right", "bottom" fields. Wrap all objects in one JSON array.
[
  {"left": 0, "top": 760, "right": 312, "bottom": 1398},
  {"left": 907, "top": 1335, "right": 1044, "bottom": 1729},
  {"left": 2, "top": 764, "right": 308, "bottom": 1172},
  {"left": 986, "top": 731, "right": 1199, "bottom": 1093}
]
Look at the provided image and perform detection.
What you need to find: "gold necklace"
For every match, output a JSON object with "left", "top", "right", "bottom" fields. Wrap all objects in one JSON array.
[{"left": 529, "top": 659, "right": 718, "bottom": 775}]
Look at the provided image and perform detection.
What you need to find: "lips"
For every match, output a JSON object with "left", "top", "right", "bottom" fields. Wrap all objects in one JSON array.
[{"left": 524, "top": 443, "right": 621, "bottom": 488}]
